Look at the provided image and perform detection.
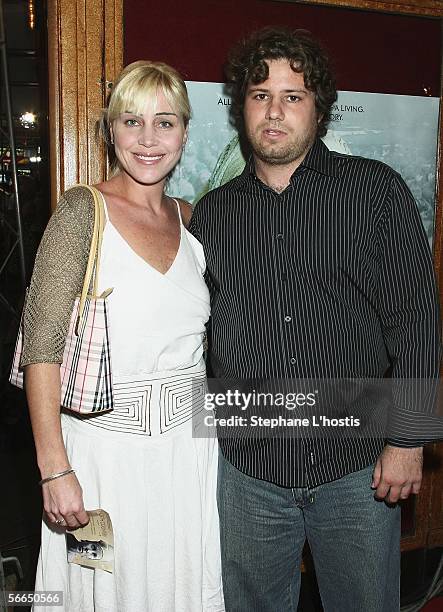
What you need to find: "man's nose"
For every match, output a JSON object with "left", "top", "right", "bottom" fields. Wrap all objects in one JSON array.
[{"left": 265, "top": 97, "right": 284, "bottom": 121}]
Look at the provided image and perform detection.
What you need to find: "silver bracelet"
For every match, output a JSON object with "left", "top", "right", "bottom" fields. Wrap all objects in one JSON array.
[{"left": 39, "top": 468, "right": 75, "bottom": 486}]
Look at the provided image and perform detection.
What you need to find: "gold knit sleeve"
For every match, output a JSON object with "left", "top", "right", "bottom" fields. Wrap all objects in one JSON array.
[{"left": 20, "top": 186, "right": 95, "bottom": 366}]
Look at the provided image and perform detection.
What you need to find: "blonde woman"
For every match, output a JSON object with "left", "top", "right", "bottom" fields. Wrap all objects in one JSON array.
[{"left": 22, "top": 61, "right": 224, "bottom": 611}]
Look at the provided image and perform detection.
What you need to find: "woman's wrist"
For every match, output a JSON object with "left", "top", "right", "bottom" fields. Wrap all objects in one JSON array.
[
  {"left": 38, "top": 457, "right": 71, "bottom": 479},
  {"left": 39, "top": 468, "right": 75, "bottom": 486},
  {"left": 35, "top": 436, "right": 70, "bottom": 476}
]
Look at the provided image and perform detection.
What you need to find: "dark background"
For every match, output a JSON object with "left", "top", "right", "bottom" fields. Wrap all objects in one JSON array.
[{"left": 124, "top": 0, "right": 441, "bottom": 97}]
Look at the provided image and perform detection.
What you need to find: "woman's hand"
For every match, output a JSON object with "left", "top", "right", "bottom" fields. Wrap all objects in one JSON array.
[{"left": 42, "top": 472, "right": 90, "bottom": 529}]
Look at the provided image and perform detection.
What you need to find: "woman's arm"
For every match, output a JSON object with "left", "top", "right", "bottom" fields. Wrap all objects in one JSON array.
[
  {"left": 25, "top": 363, "right": 89, "bottom": 528},
  {"left": 22, "top": 186, "right": 95, "bottom": 528}
]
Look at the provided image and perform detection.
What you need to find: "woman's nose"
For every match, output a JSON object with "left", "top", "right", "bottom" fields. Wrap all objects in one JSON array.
[{"left": 138, "top": 124, "right": 157, "bottom": 147}]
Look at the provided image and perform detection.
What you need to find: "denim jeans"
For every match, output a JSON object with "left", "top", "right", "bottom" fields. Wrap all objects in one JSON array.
[{"left": 217, "top": 451, "right": 400, "bottom": 612}]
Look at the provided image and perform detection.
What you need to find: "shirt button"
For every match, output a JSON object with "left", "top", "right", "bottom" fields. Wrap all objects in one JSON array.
[
  {"left": 281, "top": 272, "right": 287, "bottom": 282},
  {"left": 276, "top": 233, "right": 284, "bottom": 240},
  {"left": 290, "top": 357, "right": 297, "bottom": 365},
  {"left": 284, "top": 315, "right": 292, "bottom": 323}
]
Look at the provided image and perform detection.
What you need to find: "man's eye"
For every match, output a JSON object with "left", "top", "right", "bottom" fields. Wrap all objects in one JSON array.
[
  {"left": 287, "top": 95, "right": 300, "bottom": 103},
  {"left": 254, "top": 94, "right": 267, "bottom": 101}
]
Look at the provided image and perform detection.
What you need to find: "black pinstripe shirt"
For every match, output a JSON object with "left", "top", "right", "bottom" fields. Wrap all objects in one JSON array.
[{"left": 190, "top": 138, "right": 441, "bottom": 487}]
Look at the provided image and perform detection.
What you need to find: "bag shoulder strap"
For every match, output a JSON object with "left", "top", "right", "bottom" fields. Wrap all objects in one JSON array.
[{"left": 75, "top": 184, "right": 106, "bottom": 334}]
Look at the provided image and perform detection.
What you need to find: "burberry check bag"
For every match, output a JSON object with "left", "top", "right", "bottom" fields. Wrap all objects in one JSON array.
[{"left": 10, "top": 185, "right": 115, "bottom": 414}]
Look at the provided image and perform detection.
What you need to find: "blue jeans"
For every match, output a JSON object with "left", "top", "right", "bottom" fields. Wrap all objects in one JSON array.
[{"left": 217, "top": 451, "right": 400, "bottom": 612}]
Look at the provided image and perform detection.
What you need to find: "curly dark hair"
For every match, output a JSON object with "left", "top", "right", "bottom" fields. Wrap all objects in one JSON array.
[{"left": 225, "top": 27, "right": 337, "bottom": 138}]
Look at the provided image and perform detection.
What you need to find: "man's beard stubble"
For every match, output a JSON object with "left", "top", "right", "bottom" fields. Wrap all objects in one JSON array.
[{"left": 247, "top": 120, "right": 317, "bottom": 166}]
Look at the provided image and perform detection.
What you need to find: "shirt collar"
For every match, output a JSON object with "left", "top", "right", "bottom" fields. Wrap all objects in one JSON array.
[
  {"left": 299, "top": 137, "right": 340, "bottom": 178},
  {"left": 235, "top": 157, "right": 256, "bottom": 190}
]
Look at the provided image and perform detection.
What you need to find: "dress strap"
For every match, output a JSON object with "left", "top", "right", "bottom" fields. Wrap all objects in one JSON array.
[
  {"left": 97, "top": 189, "right": 110, "bottom": 222},
  {"left": 171, "top": 197, "right": 183, "bottom": 227}
]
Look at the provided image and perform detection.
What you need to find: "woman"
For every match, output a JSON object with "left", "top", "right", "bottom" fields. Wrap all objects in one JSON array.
[{"left": 21, "top": 61, "right": 224, "bottom": 611}]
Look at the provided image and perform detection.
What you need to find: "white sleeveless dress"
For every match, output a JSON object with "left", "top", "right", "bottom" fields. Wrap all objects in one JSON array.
[{"left": 34, "top": 196, "right": 224, "bottom": 612}]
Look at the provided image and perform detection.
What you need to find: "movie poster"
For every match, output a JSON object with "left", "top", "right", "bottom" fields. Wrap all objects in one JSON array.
[{"left": 167, "top": 82, "right": 440, "bottom": 244}]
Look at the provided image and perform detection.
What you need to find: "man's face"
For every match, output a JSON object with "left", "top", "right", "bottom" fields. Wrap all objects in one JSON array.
[
  {"left": 243, "top": 59, "right": 320, "bottom": 167},
  {"left": 77, "top": 541, "right": 104, "bottom": 560}
]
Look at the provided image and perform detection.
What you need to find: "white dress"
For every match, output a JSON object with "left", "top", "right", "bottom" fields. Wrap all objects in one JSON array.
[{"left": 34, "top": 196, "right": 224, "bottom": 612}]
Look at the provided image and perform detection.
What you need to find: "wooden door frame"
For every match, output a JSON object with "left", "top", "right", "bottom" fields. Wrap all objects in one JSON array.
[
  {"left": 278, "top": 0, "right": 443, "bottom": 17},
  {"left": 47, "top": 0, "right": 123, "bottom": 207}
]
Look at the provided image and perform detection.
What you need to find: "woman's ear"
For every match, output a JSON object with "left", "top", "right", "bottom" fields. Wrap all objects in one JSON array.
[{"left": 183, "top": 125, "right": 189, "bottom": 147}]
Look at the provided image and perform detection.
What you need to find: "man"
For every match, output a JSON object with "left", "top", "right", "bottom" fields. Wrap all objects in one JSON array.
[{"left": 190, "top": 27, "right": 441, "bottom": 611}]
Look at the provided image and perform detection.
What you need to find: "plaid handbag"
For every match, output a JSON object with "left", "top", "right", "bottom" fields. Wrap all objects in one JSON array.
[{"left": 10, "top": 185, "right": 115, "bottom": 414}]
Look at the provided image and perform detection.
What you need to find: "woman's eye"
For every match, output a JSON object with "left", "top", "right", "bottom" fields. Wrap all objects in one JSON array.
[
  {"left": 254, "top": 94, "right": 267, "bottom": 101},
  {"left": 124, "top": 118, "right": 140, "bottom": 126},
  {"left": 158, "top": 120, "right": 173, "bottom": 128},
  {"left": 287, "top": 95, "right": 300, "bottom": 103}
]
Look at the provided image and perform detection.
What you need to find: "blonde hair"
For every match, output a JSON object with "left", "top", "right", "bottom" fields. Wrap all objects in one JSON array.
[{"left": 98, "top": 61, "right": 191, "bottom": 167}]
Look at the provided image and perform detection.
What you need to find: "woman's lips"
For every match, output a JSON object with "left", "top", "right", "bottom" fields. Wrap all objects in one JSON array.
[{"left": 133, "top": 153, "right": 165, "bottom": 164}]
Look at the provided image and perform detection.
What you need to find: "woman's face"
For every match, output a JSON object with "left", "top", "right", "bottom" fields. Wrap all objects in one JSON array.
[{"left": 112, "top": 88, "right": 187, "bottom": 186}]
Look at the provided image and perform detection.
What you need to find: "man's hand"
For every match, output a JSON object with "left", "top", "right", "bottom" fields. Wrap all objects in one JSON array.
[{"left": 371, "top": 445, "right": 423, "bottom": 503}]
